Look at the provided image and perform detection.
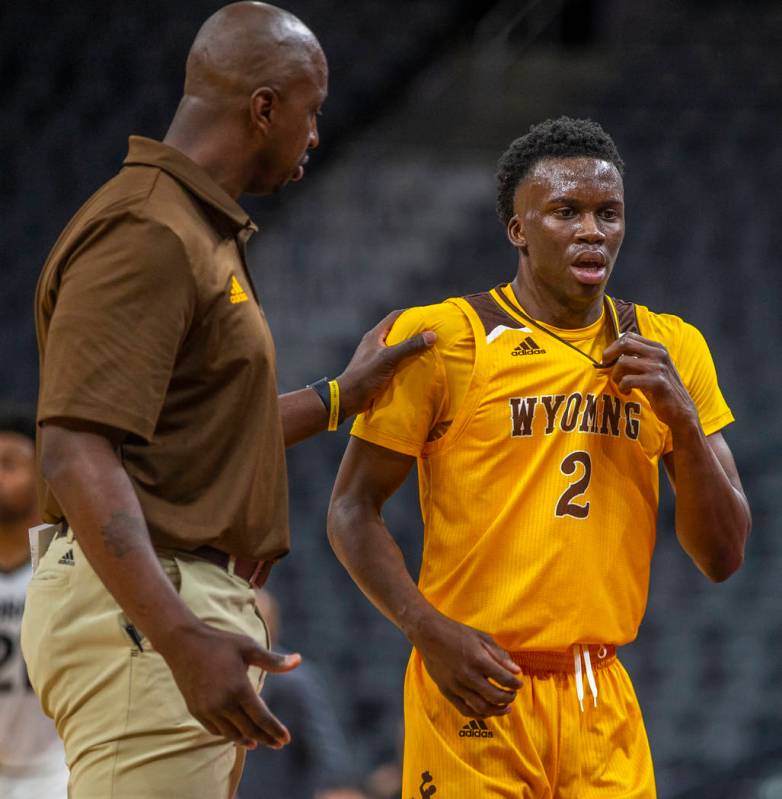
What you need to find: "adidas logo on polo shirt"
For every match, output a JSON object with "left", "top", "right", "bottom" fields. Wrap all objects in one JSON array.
[
  {"left": 511, "top": 336, "right": 545, "bottom": 356},
  {"left": 459, "top": 719, "right": 494, "bottom": 738},
  {"left": 229, "top": 275, "right": 249, "bottom": 304}
]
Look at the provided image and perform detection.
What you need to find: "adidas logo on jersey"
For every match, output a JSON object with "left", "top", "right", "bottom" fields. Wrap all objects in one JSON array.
[
  {"left": 459, "top": 719, "right": 494, "bottom": 738},
  {"left": 511, "top": 336, "right": 545, "bottom": 356},
  {"left": 229, "top": 274, "right": 249, "bottom": 304},
  {"left": 58, "top": 548, "right": 75, "bottom": 566}
]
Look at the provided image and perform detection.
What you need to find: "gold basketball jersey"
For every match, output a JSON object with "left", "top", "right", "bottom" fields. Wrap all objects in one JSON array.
[{"left": 351, "top": 284, "right": 733, "bottom": 651}]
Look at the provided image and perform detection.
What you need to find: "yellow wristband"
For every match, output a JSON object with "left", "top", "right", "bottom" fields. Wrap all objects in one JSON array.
[{"left": 327, "top": 380, "right": 340, "bottom": 432}]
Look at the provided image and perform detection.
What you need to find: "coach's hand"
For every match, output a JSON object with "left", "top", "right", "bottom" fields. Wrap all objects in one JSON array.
[
  {"left": 337, "top": 310, "right": 436, "bottom": 418},
  {"left": 602, "top": 333, "right": 697, "bottom": 432},
  {"left": 412, "top": 612, "right": 521, "bottom": 718},
  {"left": 162, "top": 621, "right": 301, "bottom": 749}
]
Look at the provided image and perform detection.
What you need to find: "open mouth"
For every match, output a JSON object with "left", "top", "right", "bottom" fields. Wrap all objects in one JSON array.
[{"left": 570, "top": 252, "right": 607, "bottom": 285}]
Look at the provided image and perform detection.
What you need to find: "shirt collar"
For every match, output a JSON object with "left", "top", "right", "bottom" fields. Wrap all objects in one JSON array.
[{"left": 123, "top": 136, "right": 258, "bottom": 235}]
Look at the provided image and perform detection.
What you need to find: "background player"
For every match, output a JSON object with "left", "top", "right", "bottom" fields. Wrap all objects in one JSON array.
[
  {"left": 327, "top": 117, "right": 751, "bottom": 796},
  {"left": 0, "top": 404, "right": 67, "bottom": 798}
]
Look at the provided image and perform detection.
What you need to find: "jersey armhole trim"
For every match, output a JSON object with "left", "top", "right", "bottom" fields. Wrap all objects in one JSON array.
[{"left": 421, "top": 297, "right": 487, "bottom": 459}]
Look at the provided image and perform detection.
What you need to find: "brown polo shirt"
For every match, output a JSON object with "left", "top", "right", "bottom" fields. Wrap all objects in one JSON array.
[{"left": 35, "top": 136, "right": 289, "bottom": 561}]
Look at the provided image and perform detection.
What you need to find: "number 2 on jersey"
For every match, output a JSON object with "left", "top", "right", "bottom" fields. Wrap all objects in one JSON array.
[{"left": 555, "top": 451, "right": 591, "bottom": 519}]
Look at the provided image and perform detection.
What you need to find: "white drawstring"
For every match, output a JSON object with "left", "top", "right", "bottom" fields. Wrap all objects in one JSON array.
[
  {"left": 573, "top": 647, "right": 585, "bottom": 711},
  {"left": 582, "top": 645, "right": 598, "bottom": 707},
  {"left": 573, "top": 645, "right": 599, "bottom": 712}
]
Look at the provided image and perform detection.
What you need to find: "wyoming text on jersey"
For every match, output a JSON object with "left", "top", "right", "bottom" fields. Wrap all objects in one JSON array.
[{"left": 509, "top": 392, "right": 641, "bottom": 439}]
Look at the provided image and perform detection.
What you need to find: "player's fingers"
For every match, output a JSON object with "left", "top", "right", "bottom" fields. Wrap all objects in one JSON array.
[
  {"left": 457, "top": 685, "right": 512, "bottom": 718},
  {"left": 383, "top": 331, "right": 437, "bottom": 364},
  {"left": 441, "top": 688, "right": 482, "bottom": 719},
  {"left": 478, "top": 637, "right": 522, "bottom": 685},
  {"left": 238, "top": 691, "right": 291, "bottom": 747},
  {"left": 478, "top": 657, "right": 522, "bottom": 692},
  {"left": 466, "top": 673, "right": 517, "bottom": 706},
  {"left": 602, "top": 333, "right": 665, "bottom": 362},
  {"left": 614, "top": 353, "right": 654, "bottom": 370},
  {"left": 617, "top": 374, "right": 661, "bottom": 393},
  {"left": 609, "top": 355, "right": 655, "bottom": 383}
]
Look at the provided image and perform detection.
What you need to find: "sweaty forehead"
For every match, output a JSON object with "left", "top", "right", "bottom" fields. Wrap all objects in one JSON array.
[{"left": 519, "top": 157, "right": 623, "bottom": 204}]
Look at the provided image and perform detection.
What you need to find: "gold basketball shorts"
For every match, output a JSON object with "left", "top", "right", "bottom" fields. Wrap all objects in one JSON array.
[{"left": 402, "top": 645, "right": 656, "bottom": 798}]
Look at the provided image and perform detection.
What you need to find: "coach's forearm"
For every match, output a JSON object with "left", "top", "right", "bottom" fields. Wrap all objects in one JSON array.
[
  {"left": 327, "top": 497, "right": 438, "bottom": 644},
  {"left": 40, "top": 424, "right": 201, "bottom": 655},
  {"left": 670, "top": 422, "right": 750, "bottom": 582},
  {"left": 278, "top": 388, "right": 330, "bottom": 448}
]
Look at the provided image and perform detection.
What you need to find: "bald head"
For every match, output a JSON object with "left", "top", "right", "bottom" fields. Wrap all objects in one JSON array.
[
  {"left": 185, "top": 2, "right": 325, "bottom": 102},
  {"left": 165, "top": 2, "right": 327, "bottom": 197}
]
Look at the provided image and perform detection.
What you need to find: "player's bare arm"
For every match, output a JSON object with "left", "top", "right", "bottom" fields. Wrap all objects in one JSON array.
[
  {"left": 39, "top": 419, "right": 300, "bottom": 749},
  {"left": 603, "top": 332, "right": 750, "bottom": 580},
  {"left": 279, "top": 310, "right": 436, "bottom": 447},
  {"left": 327, "top": 436, "right": 521, "bottom": 719}
]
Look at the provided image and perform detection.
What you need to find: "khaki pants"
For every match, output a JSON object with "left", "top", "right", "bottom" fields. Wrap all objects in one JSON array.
[{"left": 21, "top": 530, "right": 269, "bottom": 799}]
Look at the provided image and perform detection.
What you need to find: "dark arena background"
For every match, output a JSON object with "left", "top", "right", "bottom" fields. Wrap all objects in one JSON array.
[{"left": 2, "top": 1, "right": 781, "bottom": 796}]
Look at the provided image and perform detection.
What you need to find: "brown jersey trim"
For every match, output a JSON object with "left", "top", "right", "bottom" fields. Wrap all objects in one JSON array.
[
  {"left": 489, "top": 287, "right": 639, "bottom": 370},
  {"left": 612, "top": 298, "right": 640, "bottom": 335},
  {"left": 461, "top": 291, "right": 530, "bottom": 336},
  {"left": 423, "top": 297, "right": 491, "bottom": 459}
]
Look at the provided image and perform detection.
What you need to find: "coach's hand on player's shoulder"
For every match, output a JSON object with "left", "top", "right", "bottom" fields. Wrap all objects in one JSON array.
[
  {"left": 602, "top": 333, "right": 698, "bottom": 432},
  {"left": 336, "top": 310, "right": 436, "bottom": 418},
  {"left": 411, "top": 611, "right": 521, "bottom": 719},
  {"left": 160, "top": 620, "right": 300, "bottom": 749}
]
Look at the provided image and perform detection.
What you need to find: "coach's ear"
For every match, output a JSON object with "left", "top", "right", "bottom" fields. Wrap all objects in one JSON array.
[{"left": 506, "top": 215, "right": 527, "bottom": 251}]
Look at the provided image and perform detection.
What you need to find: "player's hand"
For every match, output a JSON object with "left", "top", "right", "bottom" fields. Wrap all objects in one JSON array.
[
  {"left": 411, "top": 611, "right": 521, "bottom": 718},
  {"left": 336, "top": 310, "right": 436, "bottom": 419},
  {"left": 161, "top": 621, "right": 301, "bottom": 749},
  {"left": 602, "top": 332, "right": 698, "bottom": 432}
]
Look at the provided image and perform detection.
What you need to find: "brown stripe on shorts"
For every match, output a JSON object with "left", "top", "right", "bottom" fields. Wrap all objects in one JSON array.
[{"left": 510, "top": 645, "right": 617, "bottom": 674}]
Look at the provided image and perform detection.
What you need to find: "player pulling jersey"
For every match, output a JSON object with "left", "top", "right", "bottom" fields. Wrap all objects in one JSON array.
[
  {"left": 352, "top": 284, "right": 732, "bottom": 653},
  {"left": 350, "top": 285, "right": 733, "bottom": 797},
  {"left": 331, "top": 117, "right": 749, "bottom": 799}
]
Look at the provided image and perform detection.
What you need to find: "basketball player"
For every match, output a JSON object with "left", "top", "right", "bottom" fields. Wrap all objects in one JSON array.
[
  {"left": 327, "top": 117, "right": 751, "bottom": 797},
  {"left": 0, "top": 405, "right": 67, "bottom": 798}
]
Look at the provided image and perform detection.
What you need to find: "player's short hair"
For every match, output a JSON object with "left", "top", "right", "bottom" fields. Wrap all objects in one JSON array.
[
  {"left": 495, "top": 116, "right": 625, "bottom": 225},
  {"left": 0, "top": 403, "right": 36, "bottom": 443}
]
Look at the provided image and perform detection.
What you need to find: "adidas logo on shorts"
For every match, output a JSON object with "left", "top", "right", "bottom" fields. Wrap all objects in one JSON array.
[
  {"left": 459, "top": 719, "right": 494, "bottom": 738},
  {"left": 58, "top": 548, "right": 75, "bottom": 566}
]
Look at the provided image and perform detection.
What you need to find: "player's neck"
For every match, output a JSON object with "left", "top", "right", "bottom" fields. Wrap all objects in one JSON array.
[
  {"left": 510, "top": 275, "right": 604, "bottom": 330},
  {"left": 0, "top": 519, "right": 34, "bottom": 572}
]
